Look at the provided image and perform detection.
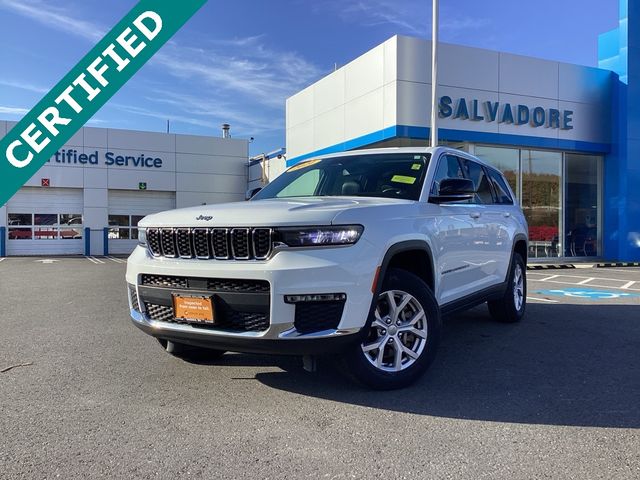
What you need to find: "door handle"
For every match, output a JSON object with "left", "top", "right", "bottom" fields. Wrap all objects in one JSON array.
[
  {"left": 469, "top": 212, "right": 481, "bottom": 219},
  {"left": 503, "top": 212, "right": 511, "bottom": 218}
]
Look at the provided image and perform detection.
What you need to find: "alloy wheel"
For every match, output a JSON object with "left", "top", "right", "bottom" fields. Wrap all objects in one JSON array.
[
  {"left": 361, "top": 290, "right": 428, "bottom": 372},
  {"left": 513, "top": 263, "right": 524, "bottom": 311}
]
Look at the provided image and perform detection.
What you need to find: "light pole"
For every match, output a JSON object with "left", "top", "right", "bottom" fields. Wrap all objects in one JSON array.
[{"left": 430, "top": 0, "right": 439, "bottom": 147}]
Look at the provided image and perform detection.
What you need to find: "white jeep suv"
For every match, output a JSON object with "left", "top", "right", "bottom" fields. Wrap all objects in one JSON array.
[{"left": 126, "top": 147, "right": 528, "bottom": 389}]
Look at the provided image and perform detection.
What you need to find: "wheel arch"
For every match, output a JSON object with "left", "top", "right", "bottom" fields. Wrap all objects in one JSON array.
[
  {"left": 500, "top": 233, "right": 528, "bottom": 285},
  {"left": 513, "top": 234, "right": 528, "bottom": 266},
  {"left": 359, "top": 240, "right": 436, "bottom": 337},
  {"left": 375, "top": 240, "right": 436, "bottom": 297}
]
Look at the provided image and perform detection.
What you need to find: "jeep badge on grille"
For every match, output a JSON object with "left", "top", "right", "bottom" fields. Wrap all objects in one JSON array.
[{"left": 196, "top": 215, "right": 213, "bottom": 221}]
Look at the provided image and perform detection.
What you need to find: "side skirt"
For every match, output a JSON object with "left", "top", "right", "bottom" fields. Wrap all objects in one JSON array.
[{"left": 440, "top": 282, "right": 508, "bottom": 317}]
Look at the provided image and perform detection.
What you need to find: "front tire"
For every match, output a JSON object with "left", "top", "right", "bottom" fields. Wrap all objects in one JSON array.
[
  {"left": 341, "top": 268, "right": 441, "bottom": 390},
  {"left": 487, "top": 253, "right": 527, "bottom": 323}
]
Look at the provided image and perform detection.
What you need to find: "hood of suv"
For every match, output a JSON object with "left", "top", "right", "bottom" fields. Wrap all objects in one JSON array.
[{"left": 139, "top": 196, "right": 413, "bottom": 227}]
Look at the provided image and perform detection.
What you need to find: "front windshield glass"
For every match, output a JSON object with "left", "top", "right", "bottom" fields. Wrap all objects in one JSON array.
[{"left": 253, "top": 153, "right": 431, "bottom": 201}]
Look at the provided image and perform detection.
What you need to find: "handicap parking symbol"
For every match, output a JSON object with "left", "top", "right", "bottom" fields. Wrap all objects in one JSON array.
[{"left": 535, "top": 288, "right": 640, "bottom": 300}]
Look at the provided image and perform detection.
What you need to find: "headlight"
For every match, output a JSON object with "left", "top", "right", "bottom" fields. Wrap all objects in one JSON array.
[
  {"left": 138, "top": 227, "right": 147, "bottom": 246},
  {"left": 274, "top": 225, "right": 364, "bottom": 247}
]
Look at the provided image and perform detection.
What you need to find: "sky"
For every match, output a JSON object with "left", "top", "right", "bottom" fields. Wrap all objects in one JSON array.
[{"left": 0, "top": 0, "right": 620, "bottom": 157}]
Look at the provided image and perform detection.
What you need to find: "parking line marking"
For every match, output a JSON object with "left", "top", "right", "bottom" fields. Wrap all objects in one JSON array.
[
  {"left": 0, "top": 258, "right": 5, "bottom": 263},
  {"left": 529, "top": 278, "right": 640, "bottom": 292},
  {"left": 526, "top": 296, "right": 559, "bottom": 303},
  {"left": 567, "top": 274, "right": 639, "bottom": 283},
  {"left": 86, "top": 256, "right": 105, "bottom": 264},
  {"left": 107, "top": 256, "right": 126, "bottom": 264},
  {"left": 577, "top": 277, "right": 594, "bottom": 284},
  {"left": 621, "top": 281, "right": 636, "bottom": 289},
  {"left": 535, "top": 274, "right": 559, "bottom": 281},
  {"left": 595, "top": 267, "right": 640, "bottom": 274}
]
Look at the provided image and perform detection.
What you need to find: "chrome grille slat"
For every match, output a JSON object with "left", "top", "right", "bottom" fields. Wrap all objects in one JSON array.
[
  {"left": 252, "top": 228, "right": 272, "bottom": 260},
  {"left": 176, "top": 228, "right": 193, "bottom": 258},
  {"left": 146, "top": 227, "right": 274, "bottom": 260},
  {"left": 147, "top": 228, "right": 162, "bottom": 256},
  {"left": 193, "top": 228, "right": 210, "bottom": 258},
  {"left": 160, "top": 229, "right": 177, "bottom": 258},
  {"left": 230, "top": 228, "right": 250, "bottom": 260},
  {"left": 212, "top": 228, "right": 230, "bottom": 259}
]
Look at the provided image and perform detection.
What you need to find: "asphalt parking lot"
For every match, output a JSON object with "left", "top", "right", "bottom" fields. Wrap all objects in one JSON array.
[{"left": 1, "top": 257, "right": 639, "bottom": 479}]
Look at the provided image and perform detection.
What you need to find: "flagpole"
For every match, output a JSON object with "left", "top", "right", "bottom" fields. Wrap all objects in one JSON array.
[{"left": 430, "top": 0, "right": 439, "bottom": 147}]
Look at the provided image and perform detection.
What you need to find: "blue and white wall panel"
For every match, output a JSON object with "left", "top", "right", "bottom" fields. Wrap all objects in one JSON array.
[{"left": 287, "top": 35, "right": 613, "bottom": 162}]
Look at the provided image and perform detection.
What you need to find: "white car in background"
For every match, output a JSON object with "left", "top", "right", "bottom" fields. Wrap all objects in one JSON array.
[{"left": 126, "top": 147, "right": 528, "bottom": 389}]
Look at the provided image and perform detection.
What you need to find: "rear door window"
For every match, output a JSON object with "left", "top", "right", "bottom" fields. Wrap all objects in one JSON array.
[
  {"left": 458, "top": 158, "right": 496, "bottom": 204},
  {"left": 486, "top": 168, "right": 514, "bottom": 205}
]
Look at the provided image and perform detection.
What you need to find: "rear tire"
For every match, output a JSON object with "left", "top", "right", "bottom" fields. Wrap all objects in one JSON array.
[
  {"left": 341, "top": 268, "right": 441, "bottom": 390},
  {"left": 156, "top": 339, "right": 226, "bottom": 360},
  {"left": 487, "top": 253, "right": 527, "bottom": 323}
]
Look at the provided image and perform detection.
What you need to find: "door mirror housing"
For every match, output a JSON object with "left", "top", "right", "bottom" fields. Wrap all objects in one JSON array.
[
  {"left": 429, "top": 178, "right": 475, "bottom": 203},
  {"left": 245, "top": 187, "right": 262, "bottom": 200}
]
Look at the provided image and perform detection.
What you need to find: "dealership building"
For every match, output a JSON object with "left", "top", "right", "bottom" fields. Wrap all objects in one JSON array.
[
  {"left": 2, "top": 1, "right": 638, "bottom": 261},
  {"left": 285, "top": 1, "right": 639, "bottom": 262},
  {"left": 0, "top": 122, "right": 248, "bottom": 256}
]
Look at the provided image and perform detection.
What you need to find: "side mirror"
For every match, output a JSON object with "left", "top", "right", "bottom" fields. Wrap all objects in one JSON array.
[
  {"left": 245, "top": 187, "right": 262, "bottom": 200},
  {"left": 429, "top": 178, "right": 475, "bottom": 203}
]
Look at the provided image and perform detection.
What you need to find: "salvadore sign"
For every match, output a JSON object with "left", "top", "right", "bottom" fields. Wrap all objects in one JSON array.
[
  {"left": 439, "top": 96, "right": 574, "bottom": 130},
  {"left": 0, "top": 0, "right": 207, "bottom": 206}
]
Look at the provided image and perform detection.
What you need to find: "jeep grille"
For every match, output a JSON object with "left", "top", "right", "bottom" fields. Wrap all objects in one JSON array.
[{"left": 146, "top": 228, "right": 273, "bottom": 260}]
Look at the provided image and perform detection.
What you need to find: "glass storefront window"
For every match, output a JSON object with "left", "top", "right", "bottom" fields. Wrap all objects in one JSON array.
[
  {"left": 565, "top": 154, "right": 600, "bottom": 257},
  {"left": 34, "top": 214, "right": 58, "bottom": 226},
  {"left": 34, "top": 227, "right": 58, "bottom": 240},
  {"left": 131, "top": 216, "right": 145, "bottom": 240},
  {"left": 108, "top": 215, "right": 130, "bottom": 227},
  {"left": 474, "top": 146, "right": 520, "bottom": 199},
  {"left": 8, "top": 213, "right": 32, "bottom": 226},
  {"left": 521, "top": 150, "right": 562, "bottom": 258},
  {"left": 7, "top": 212, "right": 83, "bottom": 240},
  {"left": 8, "top": 228, "right": 32, "bottom": 240},
  {"left": 108, "top": 214, "right": 147, "bottom": 240},
  {"left": 60, "top": 214, "right": 82, "bottom": 225},
  {"left": 59, "top": 214, "right": 83, "bottom": 239}
]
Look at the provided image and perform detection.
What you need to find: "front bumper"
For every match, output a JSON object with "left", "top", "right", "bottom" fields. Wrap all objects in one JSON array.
[
  {"left": 129, "top": 308, "right": 363, "bottom": 355},
  {"left": 126, "top": 241, "right": 379, "bottom": 355}
]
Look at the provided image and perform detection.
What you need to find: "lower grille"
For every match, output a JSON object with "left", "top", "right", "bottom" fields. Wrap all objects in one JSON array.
[
  {"left": 143, "top": 302, "right": 269, "bottom": 332},
  {"left": 141, "top": 274, "right": 269, "bottom": 292},
  {"left": 294, "top": 301, "right": 345, "bottom": 334},
  {"left": 129, "top": 285, "right": 140, "bottom": 312},
  {"left": 141, "top": 274, "right": 188, "bottom": 289},
  {"left": 144, "top": 302, "right": 174, "bottom": 322}
]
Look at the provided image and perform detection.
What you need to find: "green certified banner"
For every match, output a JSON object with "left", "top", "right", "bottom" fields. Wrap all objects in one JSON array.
[{"left": 0, "top": 0, "right": 207, "bottom": 206}]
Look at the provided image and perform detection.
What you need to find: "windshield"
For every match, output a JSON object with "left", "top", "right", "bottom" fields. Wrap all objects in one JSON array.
[{"left": 253, "top": 153, "right": 431, "bottom": 201}]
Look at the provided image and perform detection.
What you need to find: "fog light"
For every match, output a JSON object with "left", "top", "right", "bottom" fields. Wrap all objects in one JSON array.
[{"left": 284, "top": 293, "right": 347, "bottom": 304}]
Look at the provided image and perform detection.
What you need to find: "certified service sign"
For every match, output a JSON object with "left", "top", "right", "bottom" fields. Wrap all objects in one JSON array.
[{"left": 0, "top": 0, "right": 207, "bottom": 206}]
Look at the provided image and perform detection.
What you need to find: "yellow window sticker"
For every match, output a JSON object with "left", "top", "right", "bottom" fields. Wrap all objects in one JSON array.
[
  {"left": 287, "top": 158, "right": 321, "bottom": 172},
  {"left": 411, "top": 163, "right": 422, "bottom": 170},
  {"left": 391, "top": 175, "right": 416, "bottom": 185}
]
